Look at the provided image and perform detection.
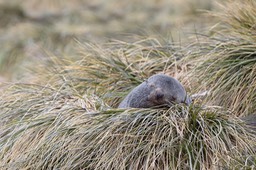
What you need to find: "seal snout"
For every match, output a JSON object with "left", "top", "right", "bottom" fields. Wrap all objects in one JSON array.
[{"left": 155, "top": 88, "right": 164, "bottom": 100}]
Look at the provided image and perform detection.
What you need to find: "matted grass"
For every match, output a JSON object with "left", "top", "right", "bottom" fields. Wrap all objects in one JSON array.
[{"left": 0, "top": 97, "right": 255, "bottom": 169}]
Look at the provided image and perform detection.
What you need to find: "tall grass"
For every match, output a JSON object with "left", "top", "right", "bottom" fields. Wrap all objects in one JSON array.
[
  {"left": 49, "top": 38, "right": 187, "bottom": 107},
  {"left": 216, "top": 0, "right": 256, "bottom": 39},
  {"left": 188, "top": 0, "right": 256, "bottom": 116}
]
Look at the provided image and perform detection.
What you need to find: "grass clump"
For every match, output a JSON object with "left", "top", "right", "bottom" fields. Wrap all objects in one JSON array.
[
  {"left": 192, "top": 40, "right": 256, "bottom": 116},
  {"left": 51, "top": 38, "right": 186, "bottom": 107},
  {"left": 1, "top": 65, "right": 254, "bottom": 169},
  {"left": 0, "top": 101, "right": 255, "bottom": 169},
  {"left": 216, "top": 0, "right": 256, "bottom": 40},
  {"left": 188, "top": 0, "right": 256, "bottom": 116}
]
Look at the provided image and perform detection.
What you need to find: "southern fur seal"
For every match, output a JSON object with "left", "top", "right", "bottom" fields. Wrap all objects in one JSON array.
[{"left": 118, "top": 74, "right": 191, "bottom": 108}]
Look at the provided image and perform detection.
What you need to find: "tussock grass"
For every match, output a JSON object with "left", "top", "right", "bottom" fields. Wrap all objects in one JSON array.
[
  {"left": 215, "top": 0, "right": 256, "bottom": 40},
  {"left": 54, "top": 38, "right": 187, "bottom": 107},
  {"left": 0, "top": 0, "right": 255, "bottom": 169},
  {"left": 0, "top": 76, "right": 108, "bottom": 126},
  {"left": 0, "top": 101, "right": 255, "bottom": 169},
  {"left": 1, "top": 54, "right": 254, "bottom": 169},
  {"left": 188, "top": 0, "right": 256, "bottom": 116},
  {"left": 194, "top": 41, "right": 256, "bottom": 116}
]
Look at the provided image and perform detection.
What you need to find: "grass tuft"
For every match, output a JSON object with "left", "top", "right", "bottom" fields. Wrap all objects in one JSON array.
[
  {"left": 215, "top": 0, "right": 256, "bottom": 40},
  {"left": 56, "top": 38, "right": 186, "bottom": 107},
  {"left": 0, "top": 102, "right": 255, "bottom": 169},
  {"left": 187, "top": 0, "right": 256, "bottom": 116}
]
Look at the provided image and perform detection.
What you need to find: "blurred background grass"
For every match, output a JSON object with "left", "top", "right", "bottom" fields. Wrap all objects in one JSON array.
[{"left": 0, "top": 0, "right": 217, "bottom": 81}]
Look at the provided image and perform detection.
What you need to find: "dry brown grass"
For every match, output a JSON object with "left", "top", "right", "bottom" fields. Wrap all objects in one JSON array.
[{"left": 0, "top": 92, "right": 255, "bottom": 169}]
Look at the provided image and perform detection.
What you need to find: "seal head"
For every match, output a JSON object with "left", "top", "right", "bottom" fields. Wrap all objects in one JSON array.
[{"left": 118, "top": 74, "right": 191, "bottom": 108}]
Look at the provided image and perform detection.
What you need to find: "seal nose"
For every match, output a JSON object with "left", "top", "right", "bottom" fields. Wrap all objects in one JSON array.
[{"left": 156, "top": 92, "right": 164, "bottom": 100}]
